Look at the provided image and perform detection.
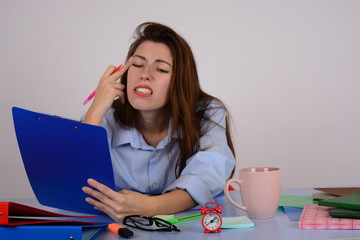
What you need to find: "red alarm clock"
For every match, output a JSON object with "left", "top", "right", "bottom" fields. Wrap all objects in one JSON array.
[{"left": 200, "top": 202, "right": 222, "bottom": 233}]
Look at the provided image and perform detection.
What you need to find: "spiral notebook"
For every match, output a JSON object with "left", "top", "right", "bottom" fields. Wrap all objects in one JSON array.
[{"left": 12, "top": 107, "right": 116, "bottom": 215}]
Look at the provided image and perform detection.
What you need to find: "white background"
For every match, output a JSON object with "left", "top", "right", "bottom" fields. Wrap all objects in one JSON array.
[{"left": 1, "top": 0, "right": 359, "bottom": 199}]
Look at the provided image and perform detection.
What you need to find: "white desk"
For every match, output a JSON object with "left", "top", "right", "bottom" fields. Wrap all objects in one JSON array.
[
  {"left": 95, "top": 188, "right": 360, "bottom": 240},
  {"left": 2, "top": 188, "right": 360, "bottom": 240}
]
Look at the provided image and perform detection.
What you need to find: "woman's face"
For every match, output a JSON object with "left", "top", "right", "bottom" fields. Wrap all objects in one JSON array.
[{"left": 126, "top": 41, "right": 173, "bottom": 113}]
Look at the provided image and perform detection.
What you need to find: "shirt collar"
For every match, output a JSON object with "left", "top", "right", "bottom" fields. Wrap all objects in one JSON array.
[{"left": 111, "top": 118, "right": 179, "bottom": 150}]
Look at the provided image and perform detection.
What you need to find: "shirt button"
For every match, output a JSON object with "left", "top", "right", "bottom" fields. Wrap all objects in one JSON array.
[
  {"left": 153, "top": 151, "right": 158, "bottom": 156},
  {"left": 151, "top": 183, "right": 157, "bottom": 189}
]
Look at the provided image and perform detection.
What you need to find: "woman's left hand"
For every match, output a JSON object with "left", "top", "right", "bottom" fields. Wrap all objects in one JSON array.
[{"left": 82, "top": 178, "right": 153, "bottom": 222}]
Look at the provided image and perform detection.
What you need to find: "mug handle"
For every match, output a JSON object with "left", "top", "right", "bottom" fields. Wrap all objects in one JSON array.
[{"left": 224, "top": 179, "right": 247, "bottom": 211}]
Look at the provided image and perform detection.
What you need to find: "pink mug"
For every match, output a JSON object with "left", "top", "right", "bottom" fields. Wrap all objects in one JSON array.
[{"left": 224, "top": 167, "right": 281, "bottom": 218}]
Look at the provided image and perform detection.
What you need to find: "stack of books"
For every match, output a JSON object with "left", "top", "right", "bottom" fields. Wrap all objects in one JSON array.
[
  {"left": 0, "top": 202, "right": 106, "bottom": 240},
  {"left": 299, "top": 188, "right": 360, "bottom": 229}
]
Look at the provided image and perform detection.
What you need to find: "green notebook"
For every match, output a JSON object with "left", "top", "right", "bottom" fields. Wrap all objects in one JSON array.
[
  {"left": 318, "top": 190, "right": 360, "bottom": 210},
  {"left": 330, "top": 208, "right": 360, "bottom": 219}
]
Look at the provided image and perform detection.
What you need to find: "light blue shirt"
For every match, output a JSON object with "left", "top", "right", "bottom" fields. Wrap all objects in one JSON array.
[{"left": 100, "top": 101, "right": 236, "bottom": 205}]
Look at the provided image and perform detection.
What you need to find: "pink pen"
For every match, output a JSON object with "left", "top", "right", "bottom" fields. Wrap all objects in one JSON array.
[{"left": 82, "top": 64, "right": 123, "bottom": 105}]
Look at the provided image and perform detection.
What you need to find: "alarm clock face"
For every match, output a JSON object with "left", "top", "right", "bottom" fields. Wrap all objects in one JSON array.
[{"left": 203, "top": 212, "right": 222, "bottom": 232}]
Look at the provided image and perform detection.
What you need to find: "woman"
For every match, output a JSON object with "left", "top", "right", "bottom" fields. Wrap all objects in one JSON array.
[{"left": 82, "top": 22, "right": 236, "bottom": 221}]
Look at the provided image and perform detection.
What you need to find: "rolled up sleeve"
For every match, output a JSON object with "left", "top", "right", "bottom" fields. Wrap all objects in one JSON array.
[{"left": 164, "top": 104, "right": 236, "bottom": 205}]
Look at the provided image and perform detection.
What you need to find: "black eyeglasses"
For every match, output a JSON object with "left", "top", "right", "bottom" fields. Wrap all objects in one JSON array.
[{"left": 123, "top": 215, "right": 180, "bottom": 232}]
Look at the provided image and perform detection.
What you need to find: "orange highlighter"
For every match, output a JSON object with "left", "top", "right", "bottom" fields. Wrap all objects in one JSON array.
[{"left": 108, "top": 223, "right": 134, "bottom": 238}]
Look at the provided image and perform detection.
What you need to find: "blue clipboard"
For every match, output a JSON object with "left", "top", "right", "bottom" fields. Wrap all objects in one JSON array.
[{"left": 12, "top": 107, "right": 115, "bottom": 215}]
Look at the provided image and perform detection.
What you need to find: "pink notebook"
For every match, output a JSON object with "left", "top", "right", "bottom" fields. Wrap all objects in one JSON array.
[{"left": 299, "top": 205, "right": 360, "bottom": 229}]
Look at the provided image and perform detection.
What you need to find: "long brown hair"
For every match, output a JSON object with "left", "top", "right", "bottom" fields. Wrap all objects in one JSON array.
[{"left": 112, "top": 22, "right": 235, "bottom": 177}]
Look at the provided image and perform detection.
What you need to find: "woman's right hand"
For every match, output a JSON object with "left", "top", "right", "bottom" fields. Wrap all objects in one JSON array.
[{"left": 83, "top": 57, "right": 133, "bottom": 125}]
